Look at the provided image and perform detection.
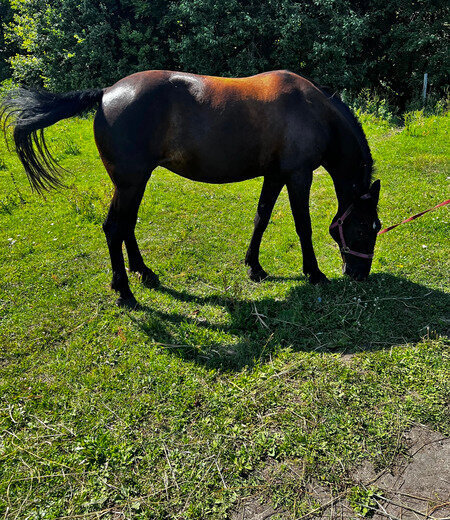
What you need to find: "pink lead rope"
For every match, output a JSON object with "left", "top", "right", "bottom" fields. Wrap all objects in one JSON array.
[{"left": 377, "top": 199, "right": 450, "bottom": 235}]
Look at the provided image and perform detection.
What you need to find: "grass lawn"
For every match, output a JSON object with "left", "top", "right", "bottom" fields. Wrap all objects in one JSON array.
[{"left": 0, "top": 110, "right": 449, "bottom": 518}]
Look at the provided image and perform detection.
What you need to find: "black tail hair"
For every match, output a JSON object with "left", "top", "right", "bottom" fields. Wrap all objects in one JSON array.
[{"left": 1, "top": 88, "right": 104, "bottom": 194}]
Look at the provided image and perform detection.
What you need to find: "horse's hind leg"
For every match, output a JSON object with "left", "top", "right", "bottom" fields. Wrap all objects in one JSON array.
[
  {"left": 125, "top": 233, "right": 159, "bottom": 288},
  {"left": 103, "top": 178, "right": 156, "bottom": 307},
  {"left": 124, "top": 184, "right": 159, "bottom": 289},
  {"left": 286, "top": 170, "right": 329, "bottom": 284},
  {"left": 245, "top": 177, "right": 285, "bottom": 281}
]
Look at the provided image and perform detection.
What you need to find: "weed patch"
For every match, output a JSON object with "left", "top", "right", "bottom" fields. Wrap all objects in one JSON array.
[{"left": 67, "top": 185, "right": 112, "bottom": 224}]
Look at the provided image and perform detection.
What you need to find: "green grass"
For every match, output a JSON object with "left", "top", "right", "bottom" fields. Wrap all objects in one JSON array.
[{"left": 0, "top": 112, "right": 449, "bottom": 518}]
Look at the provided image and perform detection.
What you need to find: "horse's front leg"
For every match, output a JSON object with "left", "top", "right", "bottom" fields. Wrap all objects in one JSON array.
[
  {"left": 125, "top": 233, "right": 159, "bottom": 288},
  {"left": 286, "top": 171, "right": 329, "bottom": 284},
  {"left": 245, "top": 176, "right": 285, "bottom": 281}
]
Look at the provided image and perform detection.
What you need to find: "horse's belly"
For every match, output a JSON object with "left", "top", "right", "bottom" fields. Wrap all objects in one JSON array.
[
  {"left": 167, "top": 166, "right": 258, "bottom": 184},
  {"left": 160, "top": 155, "right": 261, "bottom": 184},
  {"left": 159, "top": 136, "right": 273, "bottom": 183}
]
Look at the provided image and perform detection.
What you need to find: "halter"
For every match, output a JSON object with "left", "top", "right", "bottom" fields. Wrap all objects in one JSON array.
[{"left": 329, "top": 194, "right": 374, "bottom": 260}]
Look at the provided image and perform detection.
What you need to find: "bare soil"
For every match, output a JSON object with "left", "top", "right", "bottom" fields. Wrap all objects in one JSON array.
[{"left": 231, "top": 425, "right": 450, "bottom": 520}]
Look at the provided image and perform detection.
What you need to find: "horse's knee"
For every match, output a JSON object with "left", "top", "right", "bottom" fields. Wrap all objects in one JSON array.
[
  {"left": 102, "top": 219, "right": 115, "bottom": 245},
  {"left": 103, "top": 219, "right": 129, "bottom": 248},
  {"left": 103, "top": 218, "right": 118, "bottom": 236}
]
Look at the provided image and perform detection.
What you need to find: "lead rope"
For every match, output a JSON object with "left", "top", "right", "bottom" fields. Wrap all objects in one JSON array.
[{"left": 378, "top": 199, "right": 450, "bottom": 235}]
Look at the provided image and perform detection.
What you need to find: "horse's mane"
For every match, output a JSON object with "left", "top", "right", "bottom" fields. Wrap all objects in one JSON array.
[{"left": 316, "top": 84, "right": 374, "bottom": 188}]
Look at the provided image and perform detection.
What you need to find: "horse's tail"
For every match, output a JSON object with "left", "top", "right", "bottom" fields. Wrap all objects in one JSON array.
[{"left": 1, "top": 88, "right": 104, "bottom": 194}]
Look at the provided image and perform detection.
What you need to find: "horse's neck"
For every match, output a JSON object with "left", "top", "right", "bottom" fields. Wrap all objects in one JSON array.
[
  {"left": 329, "top": 162, "right": 369, "bottom": 212},
  {"left": 324, "top": 106, "right": 372, "bottom": 211}
]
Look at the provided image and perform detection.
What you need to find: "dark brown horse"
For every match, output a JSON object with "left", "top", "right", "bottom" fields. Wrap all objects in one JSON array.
[{"left": 1, "top": 70, "right": 381, "bottom": 306}]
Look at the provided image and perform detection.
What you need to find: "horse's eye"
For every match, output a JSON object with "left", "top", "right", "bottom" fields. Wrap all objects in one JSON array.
[{"left": 372, "top": 222, "right": 377, "bottom": 230}]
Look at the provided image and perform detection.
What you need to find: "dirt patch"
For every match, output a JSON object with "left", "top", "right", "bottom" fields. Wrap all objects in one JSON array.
[
  {"left": 366, "top": 425, "right": 450, "bottom": 520},
  {"left": 230, "top": 496, "right": 282, "bottom": 520},
  {"left": 309, "top": 424, "right": 450, "bottom": 520},
  {"left": 230, "top": 425, "right": 449, "bottom": 520}
]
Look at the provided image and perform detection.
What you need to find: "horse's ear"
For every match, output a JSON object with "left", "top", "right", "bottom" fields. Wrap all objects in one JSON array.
[{"left": 369, "top": 180, "right": 380, "bottom": 204}]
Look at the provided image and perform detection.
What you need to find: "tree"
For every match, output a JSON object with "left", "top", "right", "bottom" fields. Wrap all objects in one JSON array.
[
  {"left": 273, "top": 0, "right": 368, "bottom": 91},
  {"left": 5, "top": 0, "right": 171, "bottom": 90}
]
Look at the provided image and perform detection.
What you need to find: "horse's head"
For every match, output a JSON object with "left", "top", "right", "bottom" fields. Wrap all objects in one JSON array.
[{"left": 329, "top": 180, "right": 381, "bottom": 281}]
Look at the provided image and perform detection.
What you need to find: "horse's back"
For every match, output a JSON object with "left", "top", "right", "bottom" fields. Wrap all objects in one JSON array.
[{"left": 94, "top": 70, "right": 332, "bottom": 182}]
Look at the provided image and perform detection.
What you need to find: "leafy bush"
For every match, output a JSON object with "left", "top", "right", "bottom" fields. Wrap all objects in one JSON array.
[
  {"left": 1, "top": 0, "right": 448, "bottom": 109},
  {"left": 348, "top": 89, "right": 398, "bottom": 125}
]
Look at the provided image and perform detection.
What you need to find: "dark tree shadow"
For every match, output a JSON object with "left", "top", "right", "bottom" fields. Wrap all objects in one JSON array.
[{"left": 131, "top": 274, "right": 449, "bottom": 371}]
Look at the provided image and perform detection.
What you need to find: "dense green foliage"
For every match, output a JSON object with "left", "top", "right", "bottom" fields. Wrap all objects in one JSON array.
[
  {"left": 0, "top": 0, "right": 14, "bottom": 81},
  {"left": 0, "top": 109, "right": 449, "bottom": 517},
  {"left": 2, "top": 0, "right": 448, "bottom": 108}
]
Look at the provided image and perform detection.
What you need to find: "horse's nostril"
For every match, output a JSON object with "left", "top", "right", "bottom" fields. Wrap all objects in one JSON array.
[
  {"left": 355, "top": 272, "right": 369, "bottom": 282},
  {"left": 343, "top": 264, "right": 368, "bottom": 281}
]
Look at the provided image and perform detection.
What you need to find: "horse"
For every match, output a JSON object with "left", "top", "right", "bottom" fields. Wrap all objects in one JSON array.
[{"left": 1, "top": 70, "right": 381, "bottom": 307}]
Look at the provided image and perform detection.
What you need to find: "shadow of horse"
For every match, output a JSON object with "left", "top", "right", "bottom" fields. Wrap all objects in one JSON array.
[{"left": 130, "top": 274, "right": 449, "bottom": 371}]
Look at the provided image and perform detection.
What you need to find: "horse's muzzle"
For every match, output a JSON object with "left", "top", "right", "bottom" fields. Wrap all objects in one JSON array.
[{"left": 342, "top": 261, "right": 370, "bottom": 281}]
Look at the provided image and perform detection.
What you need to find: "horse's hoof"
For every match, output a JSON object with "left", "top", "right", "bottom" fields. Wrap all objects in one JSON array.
[
  {"left": 116, "top": 295, "right": 138, "bottom": 308},
  {"left": 308, "top": 271, "right": 330, "bottom": 285},
  {"left": 141, "top": 269, "right": 160, "bottom": 288},
  {"left": 248, "top": 267, "right": 268, "bottom": 282}
]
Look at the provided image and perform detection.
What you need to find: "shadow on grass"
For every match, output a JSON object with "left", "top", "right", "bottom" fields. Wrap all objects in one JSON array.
[{"left": 132, "top": 274, "right": 449, "bottom": 370}]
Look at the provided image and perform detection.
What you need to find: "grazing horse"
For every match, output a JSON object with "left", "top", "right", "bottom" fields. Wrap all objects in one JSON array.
[{"left": 1, "top": 70, "right": 381, "bottom": 306}]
